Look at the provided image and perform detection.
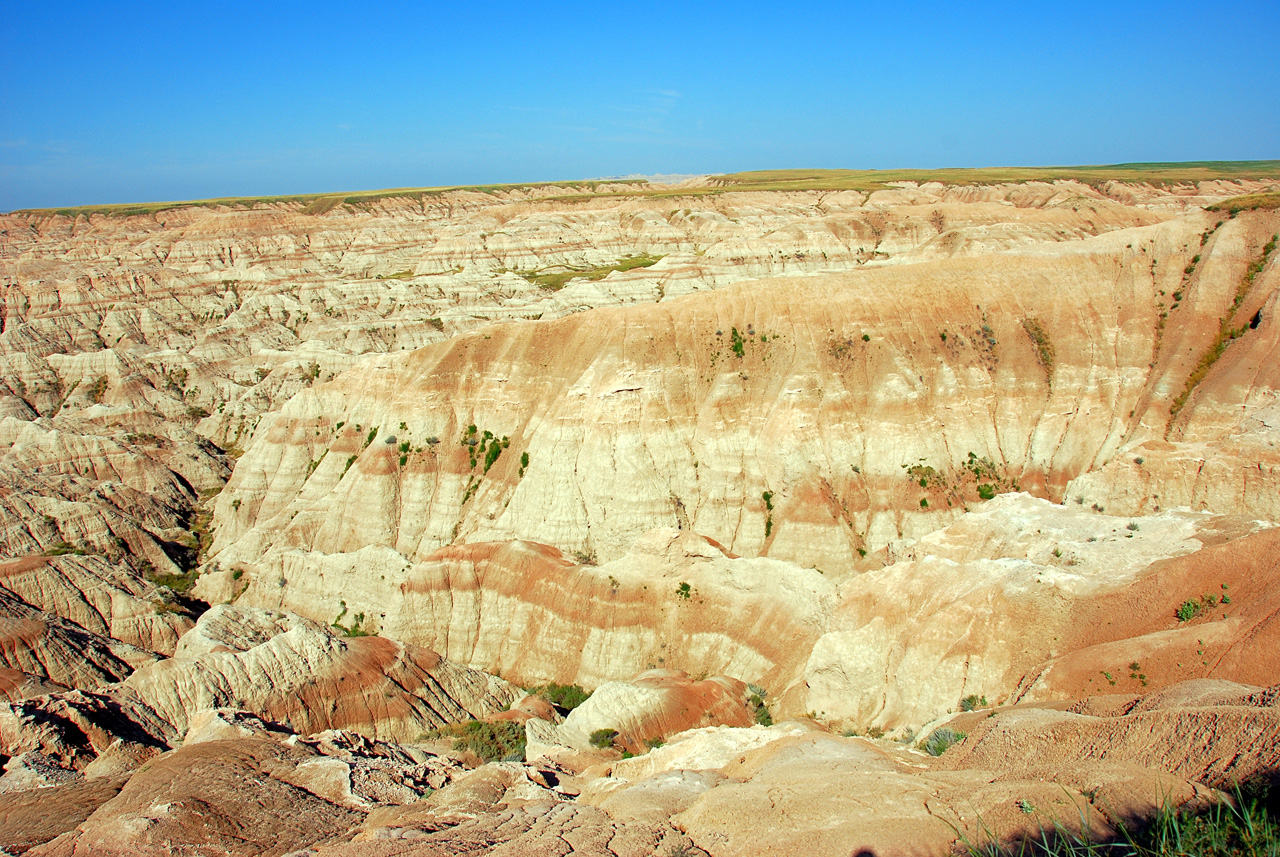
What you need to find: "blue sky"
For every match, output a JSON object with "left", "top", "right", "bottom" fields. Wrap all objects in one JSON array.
[{"left": 2, "top": 0, "right": 1277, "bottom": 209}]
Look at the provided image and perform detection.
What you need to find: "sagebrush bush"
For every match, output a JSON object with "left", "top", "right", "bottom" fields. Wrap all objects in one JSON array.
[
  {"left": 427, "top": 720, "right": 525, "bottom": 762},
  {"left": 923, "top": 727, "right": 967, "bottom": 756},
  {"left": 589, "top": 728, "right": 619, "bottom": 749}
]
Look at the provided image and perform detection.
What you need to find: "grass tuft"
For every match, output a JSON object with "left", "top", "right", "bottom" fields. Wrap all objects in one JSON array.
[
  {"left": 923, "top": 727, "right": 967, "bottom": 756},
  {"left": 958, "top": 787, "right": 1280, "bottom": 856}
]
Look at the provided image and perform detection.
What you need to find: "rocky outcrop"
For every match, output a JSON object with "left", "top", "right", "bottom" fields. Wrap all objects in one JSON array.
[
  {"left": 8, "top": 676, "right": 1264, "bottom": 857},
  {"left": 122, "top": 605, "right": 520, "bottom": 741},
  {"left": 555, "top": 670, "right": 757, "bottom": 753},
  {"left": 0, "top": 588, "right": 157, "bottom": 689},
  {"left": 204, "top": 529, "right": 834, "bottom": 690},
  {"left": 29, "top": 737, "right": 366, "bottom": 857},
  {"left": 197, "top": 494, "right": 1280, "bottom": 731},
  {"left": 941, "top": 678, "right": 1280, "bottom": 790},
  {"left": 0, "top": 605, "right": 522, "bottom": 817},
  {"left": 0, "top": 555, "right": 195, "bottom": 656},
  {"left": 0, "top": 687, "right": 177, "bottom": 776},
  {"left": 203, "top": 529, "right": 834, "bottom": 695},
  {"left": 0, "top": 416, "right": 229, "bottom": 577},
  {"left": 800, "top": 495, "right": 1279, "bottom": 728}
]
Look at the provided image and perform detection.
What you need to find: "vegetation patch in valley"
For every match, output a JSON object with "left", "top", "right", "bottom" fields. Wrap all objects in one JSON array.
[
  {"left": 331, "top": 600, "right": 373, "bottom": 637},
  {"left": 427, "top": 720, "right": 526, "bottom": 762},
  {"left": 461, "top": 425, "right": 510, "bottom": 472},
  {"left": 589, "top": 728, "right": 620, "bottom": 749},
  {"left": 517, "top": 254, "right": 663, "bottom": 291},
  {"left": 904, "top": 452, "right": 1017, "bottom": 508},
  {"left": 1167, "top": 233, "right": 1277, "bottom": 431},
  {"left": 146, "top": 564, "right": 200, "bottom": 595},
  {"left": 1021, "top": 317, "right": 1055, "bottom": 387},
  {"left": 748, "top": 687, "right": 772, "bottom": 726},
  {"left": 1176, "top": 592, "right": 1223, "bottom": 622},
  {"left": 528, "top": 683, "right": 592, "bottom": 713}
]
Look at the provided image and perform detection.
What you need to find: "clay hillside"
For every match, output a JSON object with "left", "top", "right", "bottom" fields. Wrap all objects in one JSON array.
[{"left": 1, "top": 163, "right": 1279, "bottom": 856}]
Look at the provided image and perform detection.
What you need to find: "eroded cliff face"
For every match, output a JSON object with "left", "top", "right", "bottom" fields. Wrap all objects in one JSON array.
[
  {"left": 1, "top": 178, "right": 1279, "bottom": 855},
  {"left": 196, "top": 493, "right": 1280, "bottom": 729},
  {"left": 206, "top": 206, "right": 1280, "bottom": 572}
]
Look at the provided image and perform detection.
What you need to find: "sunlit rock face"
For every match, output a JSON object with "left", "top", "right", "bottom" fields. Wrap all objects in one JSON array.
[{"left": 1, "top": 178, "right": 1279, "bottom": 857}]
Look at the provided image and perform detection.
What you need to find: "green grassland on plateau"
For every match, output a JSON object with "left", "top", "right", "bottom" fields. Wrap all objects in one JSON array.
[{"left": 13, "top": 160, "right": 1280, "bottom": 219}]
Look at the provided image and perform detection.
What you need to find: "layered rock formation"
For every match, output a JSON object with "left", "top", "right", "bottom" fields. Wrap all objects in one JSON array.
[
  {"left": 1, "top": 175, "right": 1278, "bottom": 854},
  {"left": 124, "top": 605, "right": 519, "bottom": 741},
  {"left": 206, "top": 205, "right": 1280, "bottom": 582},
  {"left": 14, "top": 677, "right": 1274, "bottom": 856},
  {"left": 195, "top": 492, "right": 1280, "bottom": 731}
]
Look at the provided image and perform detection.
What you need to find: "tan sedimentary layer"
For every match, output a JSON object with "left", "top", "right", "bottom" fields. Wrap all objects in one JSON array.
[
  {"left": 209, "top": 210, "right": 1280, "bottom": 583},
  {"left": 201, "top": 492, "right": 1278, "bottom": 729},
  {"left": 119, "top": 605, "right": 520, "bottom": 742}
]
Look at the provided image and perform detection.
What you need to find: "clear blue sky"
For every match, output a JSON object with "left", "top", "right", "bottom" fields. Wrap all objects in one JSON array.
[{"left": 2, "top": 0, "right": 1277, "bottom": 210}]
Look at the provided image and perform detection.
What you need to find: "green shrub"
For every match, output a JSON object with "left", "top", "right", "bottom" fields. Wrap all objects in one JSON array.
[
  {"left": 960, "top": 694, "right": 988, "bottom": 712},
  {"left": 147, "top": 567, "right": 199, "bottom": 594},
  {"left": 484, "top": 440, "right": 504, "bottom": 472},
  {"left": 530, "top": 683, "right": 592, "bottom": 712},
  {"left": 428, "top": 720, "right": 526, "bottom": 762},
  {"left": 589, "top": 728, "right": 619, "bottom": 749},
  {"left": 922, "top": 727, "right": 967, "bottom": 756},
  {"left": 1177, "top": 593, "right": 1220, "bottom": 622},
  {"left": 976, "top": 483, "right": 996, "bottom": 500},
  {"left": 749, "top": 693, "right": 772, "bottom": 726}
]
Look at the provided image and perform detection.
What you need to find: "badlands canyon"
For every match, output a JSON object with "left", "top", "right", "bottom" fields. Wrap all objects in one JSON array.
[{"left": 0, "top": 166, "right": 1279, "bottom": 855}]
